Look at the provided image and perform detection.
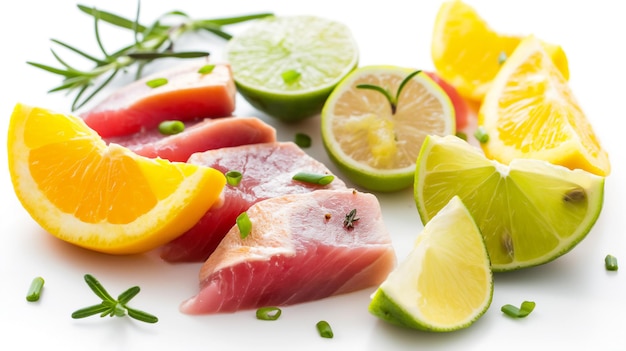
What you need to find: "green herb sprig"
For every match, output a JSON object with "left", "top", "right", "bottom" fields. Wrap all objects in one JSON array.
[
  {"left": 356, "top": 70, "right": 422, "bottom": 114},
  {"left": 71, "top": 274, "right": 158, "bottom": 323},
  {"left": 27, "top": 2, "right": 272, "bottom": 111}
]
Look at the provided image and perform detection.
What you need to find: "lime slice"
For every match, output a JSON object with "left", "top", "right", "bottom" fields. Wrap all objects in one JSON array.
[
  {"left": 225, "top": 15, "right": 359, "bottom": 122},
  {"left": 321, "top": 66, "right": 455, "bottom": 192},
  {"left": 414, "top": 135, "right": 605, "bottom": 271},
  {"left": 369, "top": 196, "right": 492, "bottom": 332}
]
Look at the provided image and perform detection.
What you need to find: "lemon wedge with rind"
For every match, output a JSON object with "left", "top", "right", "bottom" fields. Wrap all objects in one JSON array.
[
  {"left": 226, "top": 15, "right": 358, "bottom": 122},
  {"left": 321, "top": 65, "right": 455, "bottom": 192},
  {"left": 414, "top": 135, "right": 605, "bottom": 271},
  {"left": 369, "top": 196, "right": 492, "bottom": 332},
  {"left": 8, "top": 103, "right": 226, "bottom": 255}
]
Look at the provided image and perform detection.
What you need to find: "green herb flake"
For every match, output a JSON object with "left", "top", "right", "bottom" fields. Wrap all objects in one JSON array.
[
  {"left": 225, "top": 170, "right": 243, "bottom": 187},
  {"left": 294, "top": 133, "right": 312, "bottom": 148},
  {"left": 455, "top": 131, "right": 467, "bottom": 141},
  {"left": 198, "top": 64, "right": 216, "bottom": 74},
  {"left": 237, "top": 212, "right": 252, "bottom": 239},
  {"left": 498, "top": 51, "right": 508, "bottom": 65},
  {"left": 146, "top": 77, "right": 168, "bottom": 88},
  {"left": 605, "top": 254, "right": 618, "bottom": 271},
  {"left": 158, "top": 120, "right": 185, "bottom": 135},
  {"left": 316, "top": 320, "right": 334, "bottom": 338},
  {"left": 281, "top": 69, "right": 301, "bottom": 84},
  {"left": 501, "top": 300, "right": 535, "bottom": 318},
  {"left": 292, "top": 172, "right": 334, "bottom": 186},
  {"left": 256, "top": 306, "right": 281, "bottom": 321},
  {"left": 474, "top": 126, "right": 489, "bottom": 143},
  {"left": 357, "top": 70, "right": 422, "bottom": 114},
  {"left": 26, "top": 276, "right": 45, "bottom": 302}
]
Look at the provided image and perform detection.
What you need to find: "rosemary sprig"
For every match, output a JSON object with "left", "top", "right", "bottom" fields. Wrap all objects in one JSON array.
[
  {"left": 27, "top": 2, "right": 273, "bottom": 111},
  {"left": 71, "top": 274, "right": 158, "bottom": 324}
]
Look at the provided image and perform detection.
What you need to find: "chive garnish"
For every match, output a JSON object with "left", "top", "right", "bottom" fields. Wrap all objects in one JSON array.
[
  {"left": 256, "top": 307, "right": 281, "bottom": 321},
  {"left": 225, "top": 170, "right": 243, "bottom": 186},
  {"left": 292, "top": 172, "right": 334, "bottom": 186},
  {"left": 146, "top": 77, "right": 168, "bottom": 88},
  {"left": 237, "top": 212, "right": 252, "bottom": 239},
  {"left": 498, "top": 51, "right": 507, "bottom": 65},
  {"left": 474, "top": 126, "right": 489, "bottom": 143},
  {"left": 26, "top": 276, "right": 45, "bottom": 302},
  {"left": 501, "top": 301, "right": 535, "bottom": 318},
  {"left": 71, "top": 274, "right": 158, "bottom": 323},
  {"left": 294, "top": 133, "right": 312, "bottom": 148},
  {"left": 316, "top": 320, "right": 334, "bottom": 338},
  {"left": 198, "top": 64, "right": 215, "bottom": 74},
  {"left": 158, "top": 120, "right": 185, "bottom": 135},
  {"left": 455, "top": 131, "right": 467, "bottom": 141},
  {"left": 281, "top": 69, "right": 301, "bottom": 84},
  {"left": 605, "top": 254, "right": 618, "bottom": 271}
]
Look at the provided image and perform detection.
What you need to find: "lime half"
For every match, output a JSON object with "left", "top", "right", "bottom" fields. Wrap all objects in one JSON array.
[
  {"left": 369, "top": 196, "right": 493, "bottom": 332},
  {"left": 414, "top": 135, "right": 605, "bottom": 271},
  {"left": 225, "top": 15, "right": 359, "bottom": 122},
  {"left": 321, "top": 66, "right": 455, "bottom": 192}
]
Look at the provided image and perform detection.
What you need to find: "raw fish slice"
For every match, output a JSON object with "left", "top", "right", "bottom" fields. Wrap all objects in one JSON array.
[
  {"left": 105, "top": 117, "right": 276, "bottom": 162},
  {"left": 161, "top": 142, "right": 346, "bottom": 262},
  {"left": 81, "top": 62, "right": 236, "bottom": 138},
  {"left": 180, "top": 189, "right": 396, "bottom": 314}
]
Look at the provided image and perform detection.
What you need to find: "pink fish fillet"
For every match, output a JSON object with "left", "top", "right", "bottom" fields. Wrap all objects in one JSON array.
[
  {"left": 104, "top": 117, "right": 277, "bottom": 162},
  {"left": 179, "top": 189, "right": 396, "bottom": 314},
  {"left": 160, "top": 142, "right": 347, "bottom": 262},
  {"left": 80, "top": 62, "right": 236, "bottom": 138}
]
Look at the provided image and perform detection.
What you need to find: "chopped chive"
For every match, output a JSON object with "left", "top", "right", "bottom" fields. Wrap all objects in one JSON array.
[
  {"left": 237, "top": 212, "right": 252, "bottom": 239},
  {"left": 225, "top": 170, "right": 243, "bottom": 186},
  {"left": 256, "top": 307, "right": 281, "bottom": 321},
  {"left": 26, "top": 276, "right": 45, "bottom": 302},
  {"left": 501, "top": 300, "right": 535, "bottom": 318},
  {"left": 316, "top": 320, "right": 334, "bottom": 338},
  {"left": 605, "top": 254, "right": 618, "bottom": 271},
  {"left": 455, "top": 131, "right": 467, "bottom": 141},
  {"left": 146, "top": 77, "right": 168, "bottom": 88},
  {"left": 292, "top": 172, "right": 334, "bottom": 186},
  {"left": 498, "top": 51, "right": 507, "bottom": 65},
  {"left": 198, "top": 64, "right": 215, "bottom": 74},
  {"left": 294, "top": 133, "right": 312, "bottom": 148},
  {"left": 281, "top": 69, "right": 301, "bottom": 84},
  {"left": 158, "top": 120, "right": 185, "bottom": 135},
  {"left": 474, "top": 126, "right": 489, "bottom": 143}
]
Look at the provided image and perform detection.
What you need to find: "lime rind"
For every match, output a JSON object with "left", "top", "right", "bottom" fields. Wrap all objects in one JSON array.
[
  {"left": 369, "top": 196, "right": 493, "bottom": 331},
  {"left": 226, "top": 15, "right": 359, "bottom": 122},
  {"left": 414, "top": 135, "right": 605, "bottom": 271},
  {"left": 321, "top": 66, "right": 455, "bottom": 192}
]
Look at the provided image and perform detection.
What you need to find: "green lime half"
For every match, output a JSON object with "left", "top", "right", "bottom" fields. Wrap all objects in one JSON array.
[
  {"left": 414, "top": 135, "right": 605, "bottom": 271},
  {"left": 225, "top": 15, "right": 359, "bottom": 122}
]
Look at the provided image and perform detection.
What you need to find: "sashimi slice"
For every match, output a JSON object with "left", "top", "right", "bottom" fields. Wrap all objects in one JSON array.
[
  {"left": 105, "top": 117, "right": 276, "bottom": 162},
  {"left": 160, "top": 142, "right": 346, "bottom": 262},
  {"left": 80, "top": 62, "right": 236, "bottom": 138},
  {"left": 180, "top": 189, "right": 396, "bottom": 314}
]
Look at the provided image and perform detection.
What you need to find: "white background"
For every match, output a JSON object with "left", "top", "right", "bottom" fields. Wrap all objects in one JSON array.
[{"left": 1, "top": 1, "right": 625, "bottom": 350}]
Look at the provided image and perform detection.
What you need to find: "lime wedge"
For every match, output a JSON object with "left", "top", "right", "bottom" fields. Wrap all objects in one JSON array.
[
  {"left": 369, "top": 196, "right": 493, "bottom": 332},
  {"left": 414, "top": 135, "right": 605, "bottom": 271},
  {"left": 225, "top": 15, "right": 359, "bottom": 122}
]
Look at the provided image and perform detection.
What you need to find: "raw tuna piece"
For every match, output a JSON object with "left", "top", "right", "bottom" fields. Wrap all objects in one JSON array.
[
  {"left": 105, "top": 117, "right": 276, "bottom": 162},
  {"left": 160, "top": 142, "right": 347, "bottom": 262},
  {"left": 179, "top": 189, "right": 396, "bottom": 314},
  {"left": 81, "top": 62, "right": 236, "bottom": 138}
]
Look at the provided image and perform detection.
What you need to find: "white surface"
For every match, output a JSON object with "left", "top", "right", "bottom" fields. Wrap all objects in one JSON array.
[{"left": 1, "top": 1, "right": 625, "bottom": 350}]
